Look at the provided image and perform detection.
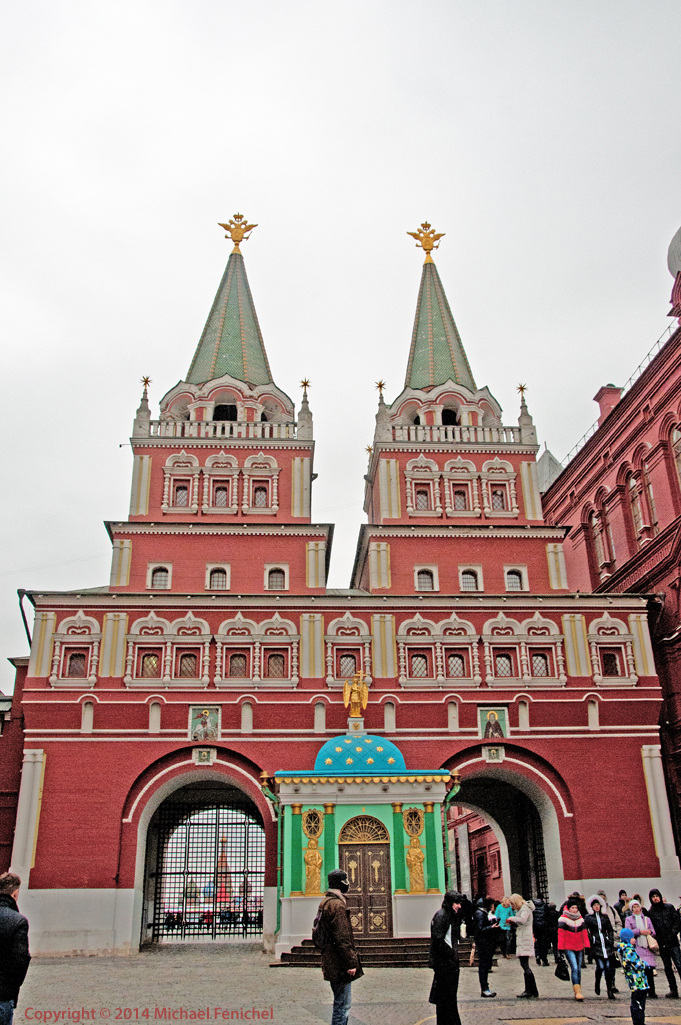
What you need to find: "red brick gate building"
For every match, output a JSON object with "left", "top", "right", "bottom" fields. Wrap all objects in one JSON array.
[{"left": 1, "top": 218, "right": 677, "bottom": 955}]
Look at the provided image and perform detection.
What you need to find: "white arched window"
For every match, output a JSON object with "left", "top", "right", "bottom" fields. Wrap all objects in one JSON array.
[
  {"left": 209, "top": 568, "right": 228, "bottom": 590},
  {"left": 67, "top": 651, "right": 87, "bottom": 678},
  {"left": 229, "top": 653, "right": 248, "bottom": 678},
  {"left": 588, "top": 699, "right": 599, "bottom": 730},
  {"left": 505, "top": 570, "right": 523, "bottom": 592},
  {"left": 151, "top": 567, "right": 169, "bottom": 589},
  {"left": 461, "top": 570, "right": 478, "bottom": 592},
  {"left": 314, "top": 701, "right": 326, "bottom": 733},
  {"left": 81, "top": 701, "right": 94, "bottom": 733},
  {"left": 447, "top": 702, "right": 459, "bottom": 731},
  {"left": 384, "top": 701, "right": 396, "bottom": 733},
  {"left": 149, "top": 701, "right": 161, "bottom": 733},
  {"left": 241, "top": 701, "right": 253, "bottom": 733},
  {"left": 518, "top": 700, "right": 530, "bottom": 730},
  {"left": 417, "top": 569, "right": 434, "bottom": 591},
  {"left": 267, "top": 568, "right": 286, "bottom": 591}
]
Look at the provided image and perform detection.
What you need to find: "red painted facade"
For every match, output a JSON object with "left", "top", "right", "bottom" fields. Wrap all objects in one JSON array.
[{"left": 0, "top": 231, "right": 677, "bottom": 954}]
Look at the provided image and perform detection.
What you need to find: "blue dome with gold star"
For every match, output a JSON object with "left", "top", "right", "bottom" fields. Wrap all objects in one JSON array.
[{"left": 313, "top": 734, "right": 406, "bottom": 774}]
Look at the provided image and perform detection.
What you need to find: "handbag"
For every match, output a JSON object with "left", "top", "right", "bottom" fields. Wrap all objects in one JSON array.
[
  {"left": 648, "top": 935, "right": 659, "bottom": 953},
  {"left": 555, "top": 956, "right": 570, "bottom": 982}
]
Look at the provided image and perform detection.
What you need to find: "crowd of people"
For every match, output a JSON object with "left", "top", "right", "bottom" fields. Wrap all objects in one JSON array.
[{"left": 426, "top": 885, "right": 681, "bottom": 1025}]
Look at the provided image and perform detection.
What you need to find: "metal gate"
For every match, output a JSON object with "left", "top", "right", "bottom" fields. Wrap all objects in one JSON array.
[{"left": 152, "top": 802, "right": 265, "bottom": 941}]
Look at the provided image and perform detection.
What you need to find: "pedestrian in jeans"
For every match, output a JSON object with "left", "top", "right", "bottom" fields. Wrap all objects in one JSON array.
[
  {"left": 585, "top": 895, "right": 617, "bottom": 999},
  {"left": 507, "top": 893, "right": 539, "bottom": 999},
  {"left": 625, "top": 899, "right": 657, "bottom": 998},
  {"left": 473, "top": 897, "right": 498, "bottom": 997},
  {"left": 317, "top": 869, "right": 363, "bottom": 1025},
  {"left": 496, "top": 897, "right": 513, "bottom": 958},
  {"left": 596, "top": 890, "right": 622, "bottom": 993},
  {"left": 429, "top": 891, "right": 464, "bottom": 1025},
  {"left": 0, "top": 873, "right": 31, "bottom": 1025},
  {"left": 558, "top": 899, "right": 591, "bottom": 1001},
  {"left": 647, "top": 888, "right": 681, "bottom": 998},
  {"left": 618, "top": 928, "right": 650, "bottom": 1025}
]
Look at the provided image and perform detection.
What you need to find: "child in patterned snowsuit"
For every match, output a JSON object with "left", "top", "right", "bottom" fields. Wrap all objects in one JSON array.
[{"left": 618, "top": 928, "right": 650, "bottom": 1025}]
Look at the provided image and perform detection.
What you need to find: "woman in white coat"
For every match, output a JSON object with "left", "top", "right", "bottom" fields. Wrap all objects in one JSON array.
[{"left": 508, "top": 893, "right": 539, "bottom": 999}]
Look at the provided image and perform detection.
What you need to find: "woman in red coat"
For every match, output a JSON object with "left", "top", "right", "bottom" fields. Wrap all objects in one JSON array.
[{"left": 558, "top": 899, "right": 591, "bottom": 1001}]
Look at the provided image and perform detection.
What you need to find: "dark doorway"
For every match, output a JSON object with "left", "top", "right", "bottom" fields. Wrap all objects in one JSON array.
[{"left": 143, "top": 781, "right": 265, "bottom": 944}]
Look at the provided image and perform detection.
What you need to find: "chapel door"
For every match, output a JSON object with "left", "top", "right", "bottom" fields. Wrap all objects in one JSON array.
[{"left": 338, "top": 815, "right": 392, "bottom": 938}]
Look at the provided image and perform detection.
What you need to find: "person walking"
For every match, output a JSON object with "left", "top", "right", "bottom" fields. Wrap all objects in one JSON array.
[
  {"left": 647, "top": 889, "right": 681, "bottom": 998},
  {"left": 473, "top": 897, "right": 497, "bottom": 997},
  {"left": 558, "top": 898, "right": 591, "bottom": 1000},
  {"left": 616, "top": 891, "right": 630, "bottom": 926},
  {"left": 0, "top": 873, "right": 31, "bottom": 1025},
  {"left": 618, "top": 928, "right": 650, "bottom": 1025},
  {"left": 316, "top": 869, "right": 363, "bottom": 1025},
  {"left": 625, "top": 899, "right": 657, "bottom": 998},
  {"left": 507, "top": 893, "right": 539, "bottom": 999},
  {"left": 585, "top": 895, "right": 617, "bottom": 999},
  {"left": 429, "top": 891, "right": 464, "bottom": 1025},
  {"left": 546, "top": 901, "right": 560, "bottom": 963},
  {"left": 597, "top": 890, "right": 622, "bottom": 993},
  {"left": 496, "top": 897, "right": 513, "bottom": 958},
  {"left": 532, "top": 895, "right": 550, "bottom": 966}
]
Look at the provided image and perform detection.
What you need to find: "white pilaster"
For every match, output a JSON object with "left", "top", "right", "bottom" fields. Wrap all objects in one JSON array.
[
  {"left": 10, "top": 749, "right": 46, "bottom": 884},
  {"left": 642, "top": 744, "right": 681, "bottom": 890}
]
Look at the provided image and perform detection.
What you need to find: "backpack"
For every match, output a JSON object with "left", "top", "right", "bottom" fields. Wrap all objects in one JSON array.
[{"left": 312, "top": 897, "right": 334, "bottom": 949}]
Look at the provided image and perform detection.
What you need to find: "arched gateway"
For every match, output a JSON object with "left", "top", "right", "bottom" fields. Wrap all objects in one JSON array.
[{"left": 142, "top": 780, "right": 265, "bottom": 943}]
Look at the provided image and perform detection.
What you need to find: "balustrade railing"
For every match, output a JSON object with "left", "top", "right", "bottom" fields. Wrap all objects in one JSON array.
[
  {"left": 149, "top": 420, "right": 298, "bottom": 440},
  {"left": 391, "top": 424, "right": 521, "bottom": 444}
]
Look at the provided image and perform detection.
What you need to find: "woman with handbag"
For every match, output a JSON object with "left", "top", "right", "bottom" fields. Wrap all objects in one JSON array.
[
  {"left": 585, "top": 895, "right": 617, "bottom": 999},
  {"left": 625, "top": 898, "right": 658, "bottom": 998},
  {"left": 558, "top": 899, "right": 591, "bottom": 1000}
]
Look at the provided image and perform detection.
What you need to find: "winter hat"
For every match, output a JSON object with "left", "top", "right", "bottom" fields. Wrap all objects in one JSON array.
[
  {"left": 327, "top": 869, "right": 348, "bottom": 889},
  {"left": 629, "top": 899, "right": 642, "bottom": 910},
  {"left": 620, "top": 928, "right": 635, "bottom": 943}
]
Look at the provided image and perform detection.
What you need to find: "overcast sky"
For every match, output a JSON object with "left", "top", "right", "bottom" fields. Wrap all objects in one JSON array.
[{"left": 1, "top": 0, "right": 679, "bottom": 692}]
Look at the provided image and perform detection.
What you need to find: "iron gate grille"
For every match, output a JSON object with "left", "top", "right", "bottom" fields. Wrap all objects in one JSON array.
[{"left": 152, "top": 802, "right": 265, "bottom": 941}]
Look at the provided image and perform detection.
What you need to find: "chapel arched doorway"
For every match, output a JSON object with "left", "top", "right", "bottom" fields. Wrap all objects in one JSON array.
[
  {"left": 142, "top": 779, "right": 265, "bottom": 943},
  {"left": 338, "top": 815, "right": 392, "bottom": 937}
]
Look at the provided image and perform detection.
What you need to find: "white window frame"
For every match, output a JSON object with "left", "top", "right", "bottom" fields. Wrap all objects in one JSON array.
[
  {"left": 264, "top": 563, "right": 289, "bottom": 591},
  {"left": 458, "top": 565, "right": 484, "bottom": 592},
  {"left": 147, "top": 563, "right": 173, "bottom": 590},
  {"left": 205, "top": 563, "right": 231, "bottom": 591},
  {"left": 504, "top": 565, "right": 529, "bottom": 592},
  {"left": 414, "top": 564, "right": 440, "bottom": 592}
]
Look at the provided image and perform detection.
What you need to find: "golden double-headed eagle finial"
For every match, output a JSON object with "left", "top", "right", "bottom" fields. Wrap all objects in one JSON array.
[
  {"left": 218, "top": 213, "right": 258, "bottom": 254},
  {"left": 407, "top": 221, "right": 445, "bottom": 264}
]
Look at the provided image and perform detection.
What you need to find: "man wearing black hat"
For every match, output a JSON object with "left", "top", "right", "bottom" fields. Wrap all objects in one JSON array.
[
  {"left": 0, "top": 872, "right": 31, "bottom": 1025},
  {"left": 429, "top": 891, "right": 465, "bottom": 1025},
  {"left": 315, "top": 869, "right": 363, "bottom": 1025}
]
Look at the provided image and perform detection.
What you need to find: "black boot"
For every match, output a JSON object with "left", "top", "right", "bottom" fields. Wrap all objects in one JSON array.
[{"left": 595, "top": 966, "right": 602, "bottom": 996}]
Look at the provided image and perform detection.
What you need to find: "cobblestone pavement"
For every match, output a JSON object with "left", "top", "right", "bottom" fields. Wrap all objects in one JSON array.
[{"left": 17, "top": 946, "right": 678, "bottom": 1025}]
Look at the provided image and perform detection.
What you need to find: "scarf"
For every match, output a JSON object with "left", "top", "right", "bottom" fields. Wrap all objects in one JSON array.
[
  {"left": 562, "top": 908, "right": 583, "bottom": 922},
  {"left": 633, "top": 912, "right": 648, "bottom": 947}
]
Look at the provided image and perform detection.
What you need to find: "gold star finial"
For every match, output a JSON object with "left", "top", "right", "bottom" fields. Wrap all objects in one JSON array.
[
  {"left": 375, "top": 380, "right": 386, "bottom": 396},
  {"left": 366, "top": 445, "right": 373, "bottom": 456},
  {"left": 218, "top": 213, "right": 258, "bottom": 254},
  {"left": 517, "top": 383, "right": 527, "bottom": 397},
  {"left": 407, "top": 221, "right": 445, "bottom": 264},
  {"left": 141, "top": 375, "right": 152, "bottom": 392},
  {"left": 300, "top": 378, "right": 311, "bottom": 396}
]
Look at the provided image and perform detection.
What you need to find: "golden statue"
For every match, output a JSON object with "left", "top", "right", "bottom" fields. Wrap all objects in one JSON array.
[
  {"left": 407, "top": 221, "right": 445, "bottom": 264},
  {"left": 406, "top": 835, "right": 426, "bottom": 893},
  {"left": 343, "top": 671, "right": 368, "bottom": 718},
  {"left": 304, "top": 837, "right": 323, "bottom": 895},
  {"left": 218, "top": 213, "right": 258, "bottom": 254}
]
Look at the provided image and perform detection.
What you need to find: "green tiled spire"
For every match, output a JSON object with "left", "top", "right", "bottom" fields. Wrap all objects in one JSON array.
[
  {"left": 404, "top": 260, "right": 476, "bottom": 392},
  {"left": 186, "top": 252, "right": 273, "bottom": 385}
]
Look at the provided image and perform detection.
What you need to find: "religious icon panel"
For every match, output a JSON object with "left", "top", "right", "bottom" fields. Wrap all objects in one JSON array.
[{"left": 478, "top": 706, "right": 508, "bottom": 739}]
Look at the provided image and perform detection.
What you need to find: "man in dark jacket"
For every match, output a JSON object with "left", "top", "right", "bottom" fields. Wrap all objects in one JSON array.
[
  {"left": 615, "top": 890, "right": 629, "bottom": 926},
  {"left": 474, "top": 897, "right": 497, "bottom": 998},
  {"left": 648, "top": 889, "right": 681, "bottom": 999},
  {"left": 317, "top": 869, "right": 363, "bottom": 1025},
  {"left": 533, "top": 896, "right": 549, "bottom": 966},
  {"left": 429, "top": 891, "right": 464, "bottom": 1025},
  {"left": 0, "top": 873, "right": 31, "bottom": 1025}
]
